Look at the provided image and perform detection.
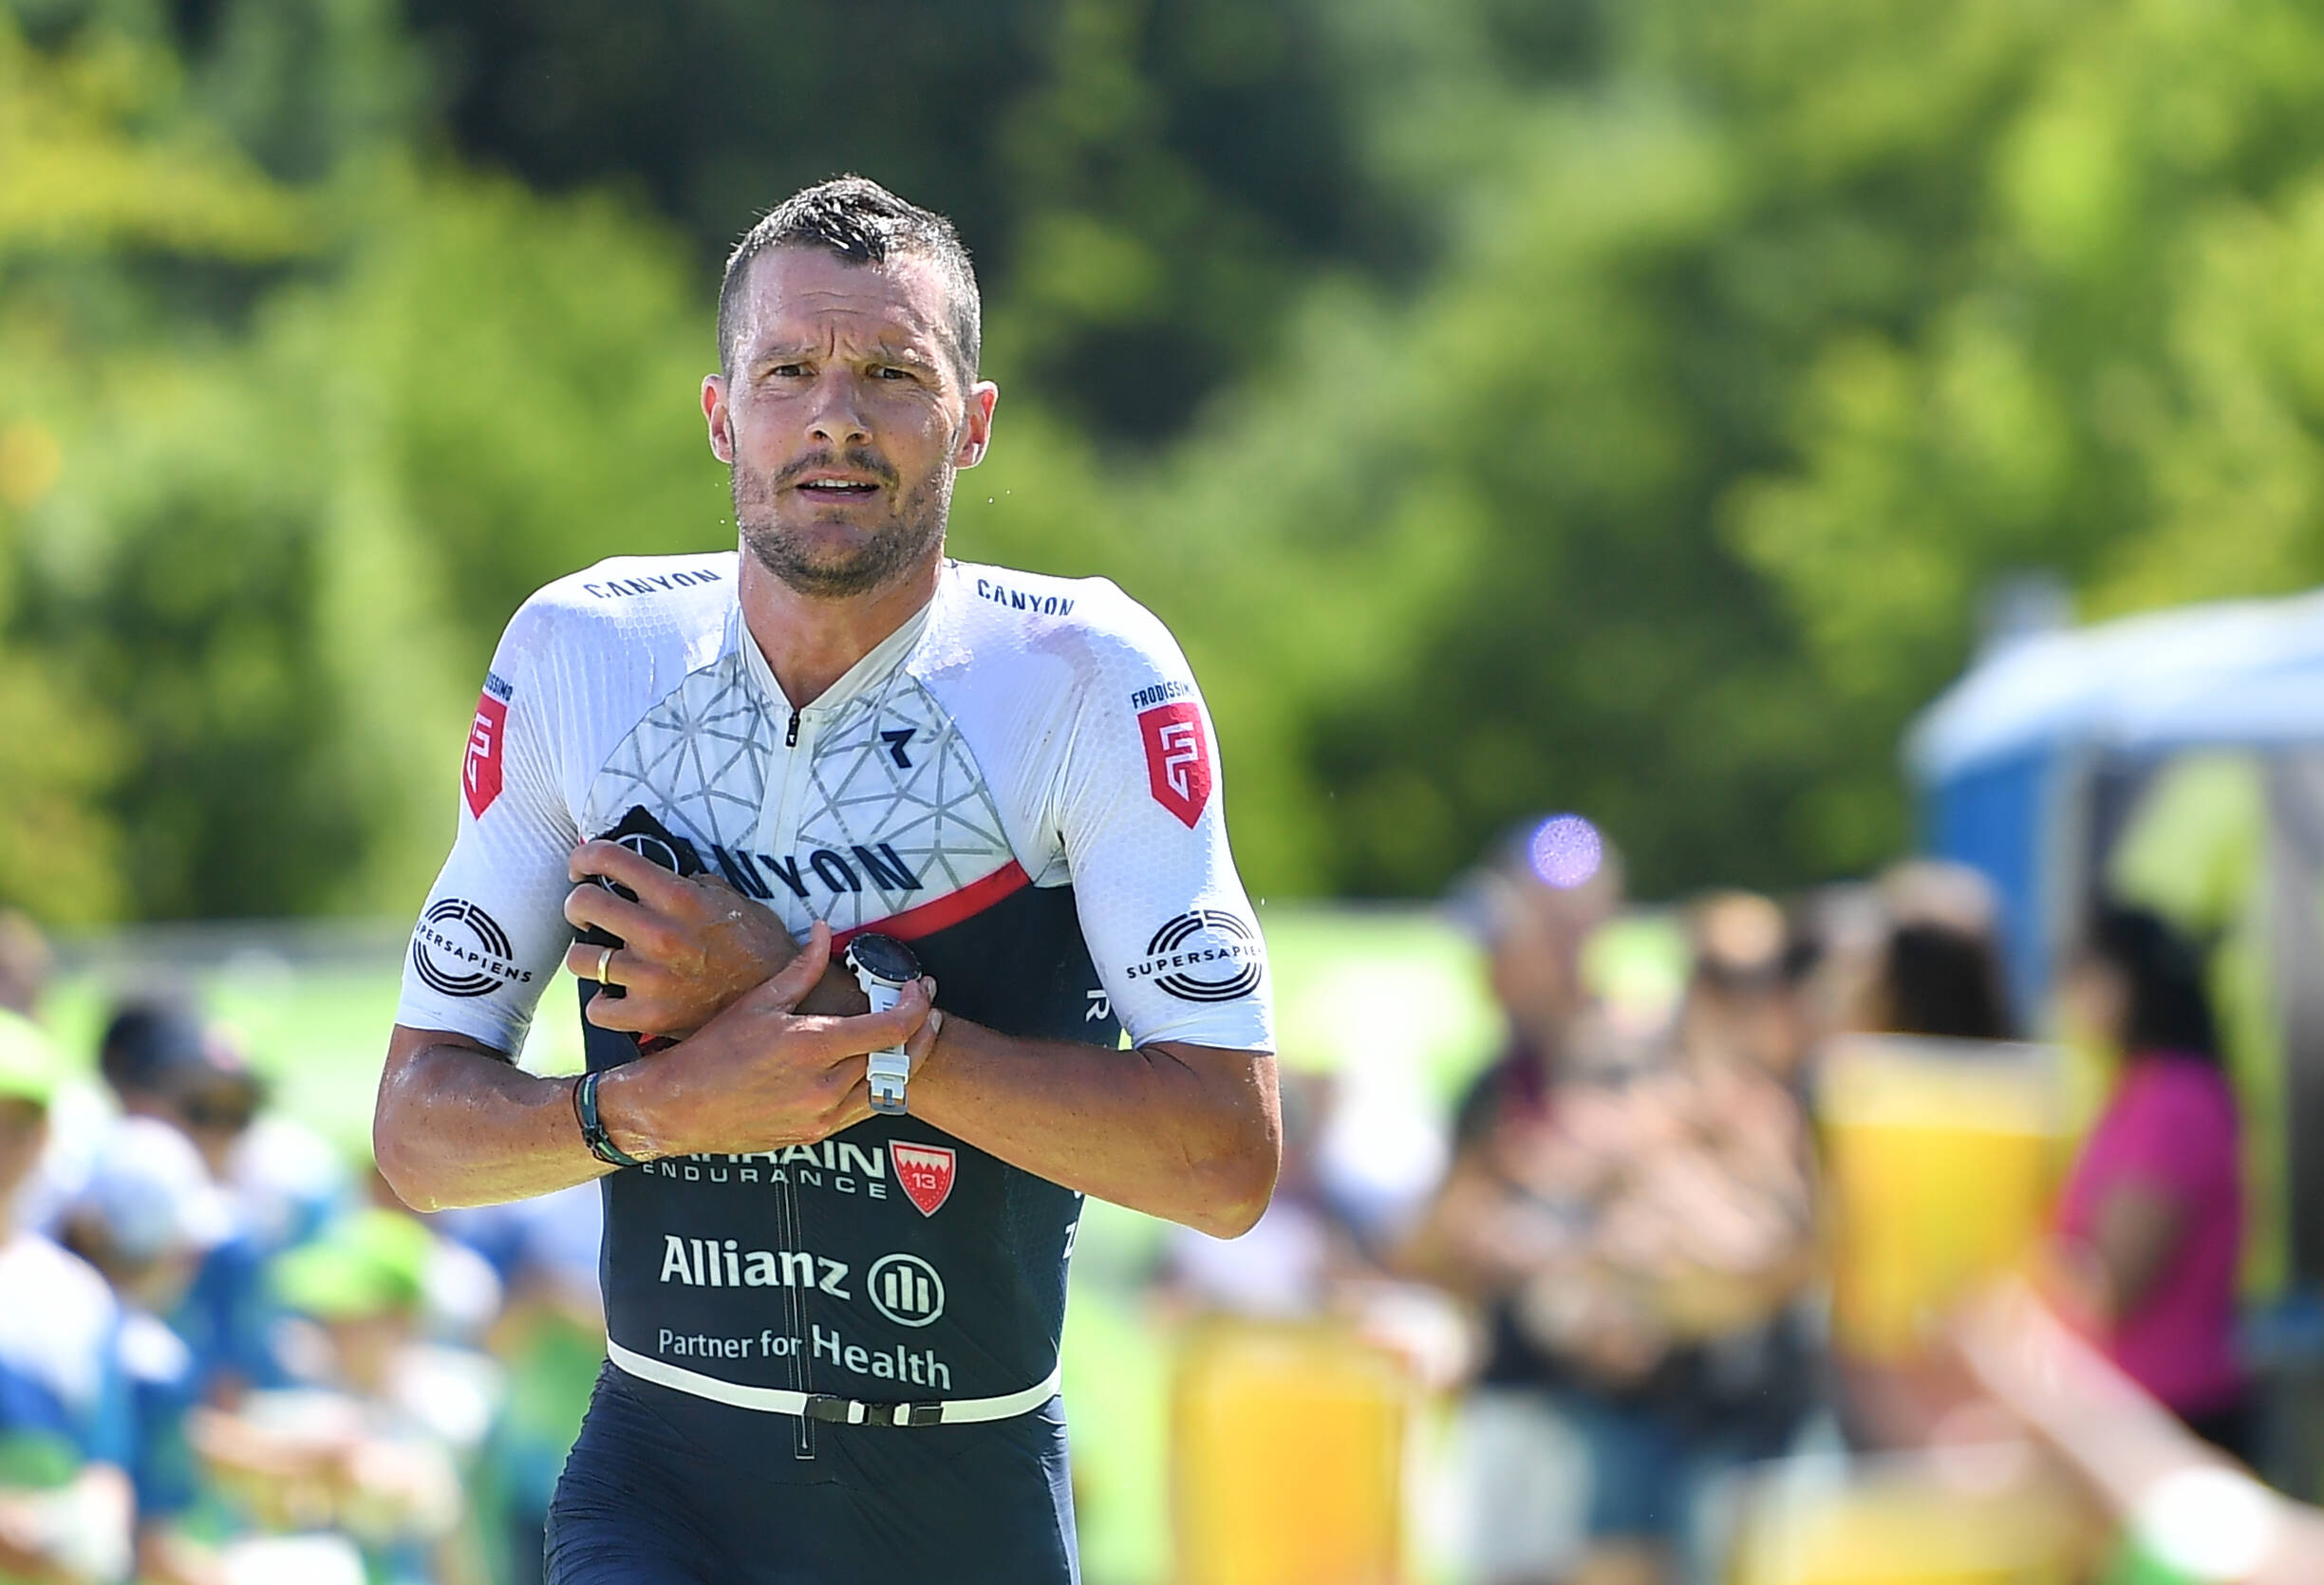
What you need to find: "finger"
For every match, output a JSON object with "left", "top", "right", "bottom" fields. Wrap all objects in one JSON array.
[
  {"left": 822, "top": 1073, "right": 873, "bottom": 1135},
  {"left": 739, "top": 921, "right": 831, "bottom": 1016},
  {"left": 904, "top": 998, "right": 945, "bottom": 1063},
  {"left": 576, "top": 963, "right": 690, "bottom": 1034},
  {"left": 582, "top": 988, "right": 648, "bottom": 1033},
  {"left": 569, "top": 839, "right": 693, "bottom": 912},
  {"left": 780, "top": 980, "right": 930, "bottom": 1059},
  {"left": 564, "top": 939, "right": 625, "bottom": 986},
  {"left": 562, "top": 885, "right": 677, "bottom": 957}
]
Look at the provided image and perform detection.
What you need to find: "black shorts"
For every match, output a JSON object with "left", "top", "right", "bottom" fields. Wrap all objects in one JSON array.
[{"left": 545, "top": 1364, "right": 1079, "bottom": 1585}]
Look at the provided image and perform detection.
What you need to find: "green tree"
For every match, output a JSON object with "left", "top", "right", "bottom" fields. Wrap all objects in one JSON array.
[
  {"left": 1022, "top": 0, "right": 2324, "bottom": 898},
  {"left": 1, "top": 6, "right": 722, "bottom": 919}
]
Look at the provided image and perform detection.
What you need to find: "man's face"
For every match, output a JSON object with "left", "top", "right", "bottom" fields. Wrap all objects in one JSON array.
[
  {"left": 1488, "top": 892, "right": 1590, "bottom": 1038},
  {"left": 703, "top": 247, "right": 997, "bottom": 598}
]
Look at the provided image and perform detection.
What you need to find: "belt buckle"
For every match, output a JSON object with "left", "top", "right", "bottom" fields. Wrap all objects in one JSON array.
[{"left": 806, "top": 1397, "right": 942, "bottom": 1427}]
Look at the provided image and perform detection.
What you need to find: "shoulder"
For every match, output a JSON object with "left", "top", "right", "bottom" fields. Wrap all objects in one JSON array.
[
  {"left": 2126, "top": 1053, "right": 2239, "bottom": 1129},
  {"left": 0, "top": 1234, "right": 111, "bottom": 1313},
  {"left": 934, "top": 561, "right": 1194, "bottom": 695},
  {"left": 499, "top": 551, "right": 740, "bottom": 668},
  {"left": 0, "top": 1236, "right": 119, "bottom": 1396}
]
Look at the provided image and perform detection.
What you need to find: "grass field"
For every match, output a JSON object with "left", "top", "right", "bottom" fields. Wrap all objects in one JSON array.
[{"left": 42, "top": 903, "right": 1501, "bottom": 1583}]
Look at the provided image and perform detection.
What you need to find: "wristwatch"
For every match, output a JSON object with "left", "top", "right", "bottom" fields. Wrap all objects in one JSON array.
[{"left": 844, "top": 933, "right": 922, "bottom": 1115}]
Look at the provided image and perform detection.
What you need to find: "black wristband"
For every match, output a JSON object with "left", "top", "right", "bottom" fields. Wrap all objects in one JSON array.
[{"left": 573, "top": 1071, "right": 644, "bottom": 1168}]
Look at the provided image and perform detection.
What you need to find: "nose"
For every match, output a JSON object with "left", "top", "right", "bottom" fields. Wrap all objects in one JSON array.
[{"left": 804, "top": 367, "right": 872, "bottom": 448}]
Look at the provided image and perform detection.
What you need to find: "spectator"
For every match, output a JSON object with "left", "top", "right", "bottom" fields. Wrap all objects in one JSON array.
[
  {"left": 434, "top": 1184, "right": 604, "bottom": 1585},
  {"left": 0, "top": 1010, "right": 138, "bottom": 1585},
  {"left": 1410, "top": 830, "right": 1825, "bottom": 1585},
  {"left": 162, "top": 1022, "right": 347, "bottom": 1406},
  {"left": 1401, "top": 815, "right": 1622, "bottom": 1585},
  {"left": 97, "top": 1002, "right": 209, "bottom": 1125},
  {"left": 2050, "top": 904, "right": 2249, "bottom": 1461},
  {"left": 1679, "top": 891, "right": 1820, "bottom": 1087},
  {"left": 1823, "top": 867, "right": 2018, "bottom": 1452},
  {"left": 1864, "top": 861, "right": 2015, "bottom": 1041},
  {"left": 60, "top": 1117, "right": 235, "bottom": 1585},
  {"left": 1523, "top": 896, "right": 1816, "bottom": 1585},
  {"left": 195, "top": 1208, "right": 497, "bottom": 1585}
]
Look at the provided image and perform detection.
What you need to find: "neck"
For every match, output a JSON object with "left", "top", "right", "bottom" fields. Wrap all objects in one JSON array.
[{"left": 736, "top": 549, "right": 943, "bottom": 711}]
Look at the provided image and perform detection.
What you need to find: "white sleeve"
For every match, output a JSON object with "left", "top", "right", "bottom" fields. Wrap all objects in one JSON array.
[
  {"left": 394, "top": 601, "right": 581, "bottom": 1057},
  {"left": 1054, "top": 603, "right": 1274, "bottom": 1054}
]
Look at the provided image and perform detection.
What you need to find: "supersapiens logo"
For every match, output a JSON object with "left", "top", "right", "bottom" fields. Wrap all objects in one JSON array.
[
  {"left": 411, "top": 899, "right": 534, "bottom": 998},
  {"left": 1126, "top": 910, "right": 1264, "bottom": 1003}
]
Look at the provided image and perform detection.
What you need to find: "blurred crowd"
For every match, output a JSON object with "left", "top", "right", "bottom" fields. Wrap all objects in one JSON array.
[
  {"left": 1158, "top": 816, "right": 2273, "bottom": 1585},
  {"left": 0, "top": 816, "right": 2291, "bottom": 1584},
  {"left": 0, "top": 919, "right": 602, "bottom": 1585}
]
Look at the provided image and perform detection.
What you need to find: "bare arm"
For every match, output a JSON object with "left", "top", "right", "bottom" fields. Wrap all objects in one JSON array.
[
  {"left": 374, "top": 929, "right": 929, "bottom": 1212},
  {"left": 562, "top": 841, "right": 1281, "bottom": 1237},
  {"left": 2084, "top": 1178, "right": 2189, "bottom": 1321},
  {"left": 908, "top": 1021, "right": 1277, "bottom": 1239},
  {"left": 1956, "top": 1282, "right": 2324, "bottom": 1583},
  {"left": 372, "top": 1031, "right": 609, "bottom": 1211}
]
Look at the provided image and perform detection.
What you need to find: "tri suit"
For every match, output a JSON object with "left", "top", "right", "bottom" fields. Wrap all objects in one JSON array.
[{"left": 395, "top": 553, "right": 1275, "bottom": 1583}]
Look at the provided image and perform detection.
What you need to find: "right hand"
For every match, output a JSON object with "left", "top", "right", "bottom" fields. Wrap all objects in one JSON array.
[
  {"left": 564, "top": 838, "right": 800, "bottom": 1038},
  {"left": 602, "top": 923, "right": 932, "bottom": 1158}
]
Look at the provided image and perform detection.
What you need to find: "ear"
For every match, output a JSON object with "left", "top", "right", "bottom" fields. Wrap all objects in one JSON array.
[
  {"left": 953, "top": 382, "right": 1000, "bottom": 470},
  {"left": 703, "top": 375, "right": 735, "bottom": 464}
]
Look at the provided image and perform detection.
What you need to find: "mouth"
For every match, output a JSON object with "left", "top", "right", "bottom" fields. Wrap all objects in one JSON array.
[{"left": 792, "top": 472, "right": 885, "bottom": 501}]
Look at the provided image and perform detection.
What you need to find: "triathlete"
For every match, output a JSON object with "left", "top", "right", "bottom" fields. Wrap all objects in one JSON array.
[{"left": 372, "top": 177, "right": 1281, "bottom": 1585}]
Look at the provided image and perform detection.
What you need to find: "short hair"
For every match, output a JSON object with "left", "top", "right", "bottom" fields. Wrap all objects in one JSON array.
[
  {"left": 717, "top": 177, "right": 981, "bottom": 385},
  {"left": 1880, "top": 922, "right": 2015, "bottom": 1041}
]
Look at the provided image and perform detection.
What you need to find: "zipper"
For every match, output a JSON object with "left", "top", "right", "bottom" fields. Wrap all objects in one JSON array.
[
  {"left": 776, "top": 699, "right": 815, "bottom": 1456},
  {"left": 778, "top": 1162, "right": 815, "bottom": 1458}
]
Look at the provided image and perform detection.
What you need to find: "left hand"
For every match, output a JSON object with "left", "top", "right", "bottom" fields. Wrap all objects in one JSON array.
[{"left": 563, "top": 839, "right": 797, "bottom": 1037}]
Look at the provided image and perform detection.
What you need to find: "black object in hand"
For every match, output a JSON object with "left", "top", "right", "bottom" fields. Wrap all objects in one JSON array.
[{"left": 579, "top": 806, "right": 704, "bottom": 998}]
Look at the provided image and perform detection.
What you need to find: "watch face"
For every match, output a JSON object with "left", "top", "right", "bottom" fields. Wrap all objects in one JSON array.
[{"left": 846, "top": 933, "right": 921, "bottom": 984}]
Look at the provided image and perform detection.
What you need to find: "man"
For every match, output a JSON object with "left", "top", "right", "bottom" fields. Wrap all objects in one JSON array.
[{"left": 371, "top": 177, "right": 1280, "bottom": 1584}]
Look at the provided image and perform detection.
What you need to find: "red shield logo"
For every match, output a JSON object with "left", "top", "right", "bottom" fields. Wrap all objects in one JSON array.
[
  {"left": 1138, "top": 702, "right": 1212, "bottom": 829},
  {"left": 891, "top": 1142, "right": 956, "bottom": 1217},
  {"left": 464, "top": 693, "right": 509, "bottom": 819}
]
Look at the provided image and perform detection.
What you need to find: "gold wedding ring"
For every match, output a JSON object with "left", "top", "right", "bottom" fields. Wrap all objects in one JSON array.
[{"left": 594, "top": 944, "right": 616, "bottom": 984}]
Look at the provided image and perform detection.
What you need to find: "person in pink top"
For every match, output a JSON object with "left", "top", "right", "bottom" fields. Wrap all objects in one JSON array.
[{"left": 2052, "top": 904, "right": 2250, "bottom": 1461}]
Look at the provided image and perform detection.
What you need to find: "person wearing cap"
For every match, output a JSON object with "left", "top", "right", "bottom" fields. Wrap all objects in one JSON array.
[
  {"left": 0, "top": 1010, "right": 140, "bottom": 1585},
  {"left": 60, "top": 1116, "right": 237, "bottom": 1585},
  {"left": 156, "top": 1018, "right": 329, "bottom": 1409}
]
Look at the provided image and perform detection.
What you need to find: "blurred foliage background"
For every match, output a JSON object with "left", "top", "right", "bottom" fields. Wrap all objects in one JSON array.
[{"left": 8, "top": 0, "right": 2324, "bottom": 923}]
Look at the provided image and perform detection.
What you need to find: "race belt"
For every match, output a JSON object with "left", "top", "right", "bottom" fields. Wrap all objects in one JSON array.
[{"left": 605, "top": 1336, "right": 1060, "bottom": 1427}]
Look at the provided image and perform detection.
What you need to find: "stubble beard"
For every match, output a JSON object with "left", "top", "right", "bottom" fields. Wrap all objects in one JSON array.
[{"left": 734, "top": 446, "right": 954, "bottom": 600}]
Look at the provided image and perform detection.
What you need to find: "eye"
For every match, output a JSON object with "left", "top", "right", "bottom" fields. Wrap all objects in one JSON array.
[
  {"left": 872, "top": 365, "right": 914, "bottom": 382},
  {"left": 764, "top": 362, "right": 808, "bottom": 380}
]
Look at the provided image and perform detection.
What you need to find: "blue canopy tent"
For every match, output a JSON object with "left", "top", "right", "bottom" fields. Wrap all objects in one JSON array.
[{"left": 1907, "top": 586, "right": 2324, "bottom": 1287}]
